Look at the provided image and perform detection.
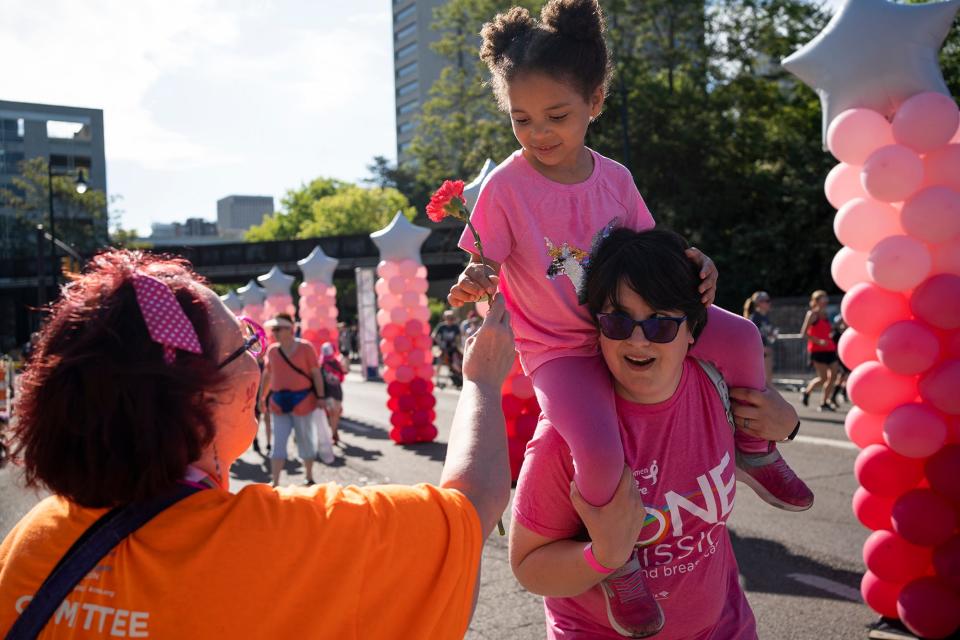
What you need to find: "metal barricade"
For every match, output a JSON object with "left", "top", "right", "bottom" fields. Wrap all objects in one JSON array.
[{"left": 772, "top": 334, "right": 810, "bottom": 390}]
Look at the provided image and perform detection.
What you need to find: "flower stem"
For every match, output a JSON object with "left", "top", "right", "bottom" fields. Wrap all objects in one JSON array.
[{"left": 466, "top": 219, "right": 492, "bottom": 303}]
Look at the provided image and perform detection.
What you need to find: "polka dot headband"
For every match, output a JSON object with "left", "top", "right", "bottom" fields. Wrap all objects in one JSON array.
[{"left": 131, "top": 274, "right": 202, "bottom": 364}]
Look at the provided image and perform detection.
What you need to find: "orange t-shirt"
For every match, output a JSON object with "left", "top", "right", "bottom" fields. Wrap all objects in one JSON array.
[
  {"left": 266, "top": 340, "right": 319, "bottom": 415},
  {"left": 0, "top": 483, "right": 481, "bottom": 639}
]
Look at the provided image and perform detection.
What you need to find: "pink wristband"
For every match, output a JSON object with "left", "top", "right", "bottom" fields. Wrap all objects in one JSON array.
[{"left": 583, "top": 543, "right": 615, "bottom": 574}]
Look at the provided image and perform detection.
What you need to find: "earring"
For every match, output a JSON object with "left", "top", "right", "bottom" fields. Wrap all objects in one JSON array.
[{"left": 213, "top": 441, "right": 223, "bottom": 484}]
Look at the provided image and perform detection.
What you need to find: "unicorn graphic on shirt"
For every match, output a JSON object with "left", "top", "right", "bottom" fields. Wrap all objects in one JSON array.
[{"left": 544, "top": 218, "right": 621, "bottom": 298}]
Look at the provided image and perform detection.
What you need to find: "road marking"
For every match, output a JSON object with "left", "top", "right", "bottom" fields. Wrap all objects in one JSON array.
[
  {"left": 787, "top": 573, "right": 861, "bottom": 602},
  {"left": 793, "top": 434, "right": 858, "bottom": 450}
]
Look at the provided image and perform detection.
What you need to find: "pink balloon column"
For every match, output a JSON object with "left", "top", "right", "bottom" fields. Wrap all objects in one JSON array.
[
  {"left": 258, "top": 267, "right": 296, "bottom": 329},
  {"left": 371, "top": 213, "right": 437, "bottom": 444},
  {"left": 826, "top": 94, "right": 960, "bottom": 637},
  {"left": 236, "top": 279, "right": 266, "bottom": 326},
  {"left": 501, "top": 355, "right": 540, "bottom": 481},
  {"left": 297, "top": 246, "right": 340, "bottom": 354}
]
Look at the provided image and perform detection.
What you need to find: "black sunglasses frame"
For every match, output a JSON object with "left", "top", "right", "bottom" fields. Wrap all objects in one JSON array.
[{"left": 596, "top": 312, "right": 687, "bottom": 343}]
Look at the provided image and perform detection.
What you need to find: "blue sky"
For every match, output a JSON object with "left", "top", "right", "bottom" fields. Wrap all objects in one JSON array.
[{"left": 1, "top": 0, "right": 844, "bottom": 236}]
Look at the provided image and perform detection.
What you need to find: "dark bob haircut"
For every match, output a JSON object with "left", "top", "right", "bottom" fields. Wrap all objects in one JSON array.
[
  {"left": 584, "top": 227, "right": 708, "bottom": 339},
  {"left": 12, "top": 250, "right": 225, "bottom": 508}
]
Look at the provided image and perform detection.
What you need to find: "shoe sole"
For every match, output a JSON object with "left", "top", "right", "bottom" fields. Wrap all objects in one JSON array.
[
  {"left": 735, "top": 468, "right": 814, "bottom": 512},
  {"left": 600, "top": 584, "right": 665, "bottom": 639}
]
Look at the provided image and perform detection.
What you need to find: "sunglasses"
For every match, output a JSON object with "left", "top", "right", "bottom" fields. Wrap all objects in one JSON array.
[
  {"left": 596, "top": 312, "right": 687, "bottom": 343},
  {"left": 217, "top": 316, "right": 266, "bottom": 370}
]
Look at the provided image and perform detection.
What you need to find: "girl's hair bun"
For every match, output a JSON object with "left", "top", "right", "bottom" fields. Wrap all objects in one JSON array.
[
  {"left": 480, "top": 6, "right": 536, "bottom": 66},
  {"left": 541, "top": 0, "right": 605, "bottom": 42}
]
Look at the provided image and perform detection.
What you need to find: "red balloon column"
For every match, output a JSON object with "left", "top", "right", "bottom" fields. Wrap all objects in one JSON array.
[
  {"left": 297, "top": 246, "right": 340, "bottom": 354},
  {"left": 784, "top": 2, "right": 960, "bottom": 636},
  {"left": 236, "top": 279, "right": 266, "bottom": 326},
  {"left": 371, "top": 213, "right": 437, "bottom": 443},
  {"left": 501, "top": 355, "right": 540, "bottom": 481}
]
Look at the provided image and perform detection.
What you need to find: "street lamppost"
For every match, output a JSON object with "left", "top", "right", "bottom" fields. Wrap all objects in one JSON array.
[{"left": 46, "top": 164, "right": 87, "bottom": 296}]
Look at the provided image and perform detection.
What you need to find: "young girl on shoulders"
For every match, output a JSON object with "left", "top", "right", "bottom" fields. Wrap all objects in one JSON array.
[{"left": 448, "top": 1, "right": 811, "bottom": 636}]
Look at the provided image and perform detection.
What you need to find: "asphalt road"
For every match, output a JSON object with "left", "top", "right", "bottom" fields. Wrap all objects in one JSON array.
[{"left": 0, "top": 374, "right": 880, "bottom": 639}]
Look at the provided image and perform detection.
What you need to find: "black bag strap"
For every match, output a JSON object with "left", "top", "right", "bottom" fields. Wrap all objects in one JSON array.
[
  {"left": 276, "top": 345, "right": 319, "bottom": 397},
  {"left": 5, "top": 483, "right": 202, "bottom": 640}
]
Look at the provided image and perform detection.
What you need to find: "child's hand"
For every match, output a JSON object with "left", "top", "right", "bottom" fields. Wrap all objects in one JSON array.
[
  {"left": 570, "top": 466, "right": 645, "bottom": 570},
  {"left": 685, "top": 247, "right": 718, "bottom": 305},
  {"left": 729, "top": 386, "right": 799, "bottom": 442},
  {"left": 448, "top": 263, "right": 499, "bottom": 307}
]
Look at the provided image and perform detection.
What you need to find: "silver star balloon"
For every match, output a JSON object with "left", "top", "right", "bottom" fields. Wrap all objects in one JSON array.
[
  {"left": 370, "top": 211, "right": 430, "bottom": 264},
  {"left": 782, "top": 0, "right": 960, "bottom": 147},
  {"left": 463, "top": 158, "right": 496, "bottom": 213},
  {"left": 297, "top": 245, "right": 339, "bottom": 286},
  {"left": 220, "top": 290, "right": 244, "bottom": 314},
  {"left": 236, "top": 279, "right": 266, "bottom": 306},
  {"left": 256, "top": 266, "right": 295, "bottom": 297}
]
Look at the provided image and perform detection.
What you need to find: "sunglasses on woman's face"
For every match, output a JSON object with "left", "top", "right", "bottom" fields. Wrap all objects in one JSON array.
[
  {"left": 596, "top": 312, "right": 687, "bottom": 343},
  {"left": 217, "top": 316, "right": 266, "bottom": 370}
]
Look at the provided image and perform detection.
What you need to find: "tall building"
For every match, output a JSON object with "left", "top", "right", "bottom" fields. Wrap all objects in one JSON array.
[
  {"left": 149, "top": 217, "right": 220, "bottom": 245},
  {"left": 0, "top": 100, "right": 107, "bottom": 258},
  {"left": 216, "top": 195, "right": 274, "bottom": 240},
  {"left": 392, "top": 0, "right": 448, "bottom": 164}
]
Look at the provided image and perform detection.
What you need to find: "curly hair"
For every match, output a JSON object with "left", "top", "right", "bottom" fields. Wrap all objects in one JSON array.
[
  {"left": 11, "top": 250, "right": 226, "bottom": 507},
  {"left": 480, "top": 0, "right": 613, "bottom": 109}
]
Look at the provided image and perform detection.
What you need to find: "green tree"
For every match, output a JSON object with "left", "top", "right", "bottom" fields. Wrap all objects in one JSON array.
[
  {"left": 0, "top": 157, "right": 108, "bottom": 256},
  {"left": 246, "top": 177, "right": 347, "bottom": 241},
  {"left": 301, "top": 185, "right": 416, "bottom": 237}
]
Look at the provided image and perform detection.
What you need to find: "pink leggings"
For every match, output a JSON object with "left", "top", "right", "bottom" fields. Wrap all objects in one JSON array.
[{"left": 530, "top": 305, "right": 767, "bottom": 506}]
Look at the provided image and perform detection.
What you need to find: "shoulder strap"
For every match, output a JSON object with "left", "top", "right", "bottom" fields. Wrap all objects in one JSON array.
[
  {"left": 5, "top": 483, "right": 202, "bottom": 640},
  {"left": 276, "top": 345, "right": 317, "bottom": 394},
  {"left": 694, "top": 359, "right": 734, "bottom": 429}
]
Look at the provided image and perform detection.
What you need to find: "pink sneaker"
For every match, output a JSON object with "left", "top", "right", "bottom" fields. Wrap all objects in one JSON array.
[
  {"left": 735, "top": 446, "right": 814, "bottom": 511},
  {"left": 599, "top": 548, "right": 664, "bottom": 638}
]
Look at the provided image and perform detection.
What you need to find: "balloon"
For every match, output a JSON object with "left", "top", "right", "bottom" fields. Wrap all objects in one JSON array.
[
  {"left": 389, "top": 307, "right": 409, "bottom": 324},
  {"left": 924, "top": 144, "right": 960, "bottom": 192},
  {"left": 926, "top": 445, "right": 960, "bottom": 504},
  {"left": 410, "top": 378, "right": 432, "bottom": 395},
  {"left": 510, "top": 375, "right": 536, "bottom": 400},
  {"left": 417, "top": 265, "right": 427, "bottom": 278},
  {"left": 413, "top": 335, "right": 433, "bottom": 350},
  {"left": 413, "top": 394, "right": 436, "bottom": 410},
  {"left": 376, "top": 309, "right": 391, "bottom": 328},
  {"left": 411, "top": 306, "right": 431, "bottom": 322},
  {"left": 401, "top": 291, "right": 420, "bottom": 307},
  {"left": 370, "top": 213, "right": 430, "bottom": 264},
  {"left": 515, "top": 414, "right": 539, "bottom": 440},
  {"left": 386, "top": 381, "right": 410, "bottom": 397},
  {"left": 387, "top": 276, "right": 406, "bottom": 295},
  {"left": 394, "top": 335, "right": 412, "bottom": 353},
  {"left": 377, "top": 260, "right": 400, "bottom": 278},
  {"left": 852, "top": 487, "right": 895, "bottom": 531},
  {"left": 833, "top": 198, "right": 902, "bottom": 252},
  {"left": 892, "top": 489, "right": 957, "bottom": 547},
  {"left": 404, "top": 319, "right": 424, "bottom": 336},
  {"left": 863, "top": 529, "right": 933, "bottom": 584},
  {"left": 411, "top": 278, "right": 429, "bottom": 294},
  {"left": 846, "top": 407, "right": 885, "bottom": 448},
  {"left": 502, "top": 394, "right": 525, "bottom": 418},
  {"left": 831, "top": 247, "right": 869, "bottom": 291},
  {"left": 847, "top": 361, "right": 918, "bottom": 415},
  {"left": 384, "top": 352, "right": 403, "bottom": 369},
  {"left": 382, "top": 367, "right": 397, "bottom": 383},
  {"left": 931, "top": 240, "right": 960, "bottom": 277},
  {"left": 825, "top": 162, "right": 870, "bottom": 209},
  {"left": 395, "top": 365, "right": 414, "bottom": 383},
  {"left": 418, "top": 425, "right": 438, "bottom": 442},
  {"left": 397, "top": 259, "right": 419, "bottom": 278},
  {"left": 327, "top": 306, "right": 338, "bottom": 319},
  {"left": 381, "top": 323, "right": 402, "bottom": 340},
  {"left": 920, "top": 359, "right": 960, "bottom": 415},
  {"left": 861, "top": 145, "right": 924, "bottom": 203},
  {"left": 911, "top": 275, "right": 960, "bottom": 330},
  {"left": 841, "top": 283, "right": 911, "bottom": 336},
  {"left": 855, "top": 444, "right": 924, "bottom": 497},
  {"left": 933, "top": 535, "right": 960, "bottom": 591},
  {"left": 390, "top": 411, "right": 413, "bottom": 429},
  {"left": 884, "top": 403, "right": 948, "bottom": 459},
  {"left": 867, "top": 235, "right": 931, "bottom": 292},
  {"left": 837, "top": 328, "right": 878, "bottom": 369},
  {"left": 397, "top": 395, "right": 416, "bottom": 412},
  {"left": 900, "top": 187, "right": 960, "bottom": 244},
  {"left": 897, "top": 578, "right": 960, "bottom": 639},
  {"left": 406, "top": 349, "right": 428, "bottom": 366},
  {"left": 861, "top": 571, "right": 902, "bottom": 619},
  {"left": 374, "top": 278, "right": 389, "bottom": 296},
  {"left": 892, "top": 92, "right": 960, "bottom": 153},
  {"left": 827, "top": 108, "right": 895, "bottom": 165},
  {"left": 415, "top": 364, "right": 434, "bottom": 380},
  {"left": 876, "top": 320, "right": 940, "bottom": 375}
]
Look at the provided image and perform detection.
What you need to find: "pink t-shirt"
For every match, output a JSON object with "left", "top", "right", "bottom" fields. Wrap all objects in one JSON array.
[
  {"left": 513, "top": 358, "right": 757, "bottom": 639},
  {"left": 458, "top": 149, "right": 655, "bottom": 374}
]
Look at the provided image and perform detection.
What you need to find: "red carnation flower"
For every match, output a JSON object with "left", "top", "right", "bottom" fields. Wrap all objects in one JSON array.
[{"left": 426, "top": 179, "right": 468, "bottom": 223}]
